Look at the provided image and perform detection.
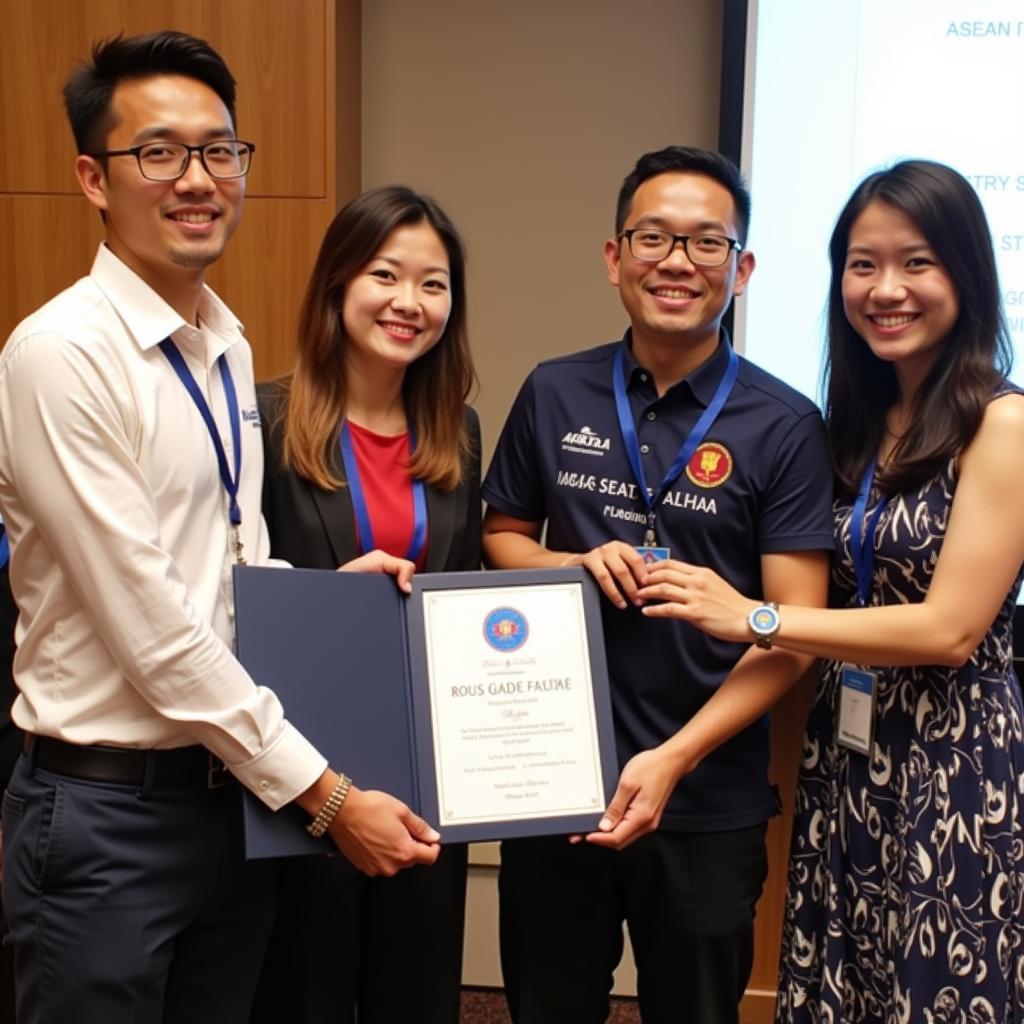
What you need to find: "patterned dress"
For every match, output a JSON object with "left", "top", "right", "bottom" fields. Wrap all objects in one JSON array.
[{"left": 776, "top": 455, "right": 1024, "bottom": 1024}]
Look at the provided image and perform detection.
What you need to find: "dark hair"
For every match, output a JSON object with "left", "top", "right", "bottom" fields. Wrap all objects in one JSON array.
[
  {"left": 614, "top": 145, "right": 752, "bottom": 244},
  {"left": 825, "top": 159, "right": 1012, "bottom": 495},
  {"left": 280, "top": 186, "right": 476, "bottom": 491},
  {"left": 63, "top": 31, "right": 237, "bottom": 154}
]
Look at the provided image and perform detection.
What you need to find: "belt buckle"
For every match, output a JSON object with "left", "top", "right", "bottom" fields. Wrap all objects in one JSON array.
[{"left": 207, "top": 754, "right": 232, "bottom": 789}]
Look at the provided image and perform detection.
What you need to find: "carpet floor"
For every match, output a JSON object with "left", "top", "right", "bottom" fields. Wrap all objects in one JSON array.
[{"left": 459, "top": 987, "right": 641, "bottom": 1023}]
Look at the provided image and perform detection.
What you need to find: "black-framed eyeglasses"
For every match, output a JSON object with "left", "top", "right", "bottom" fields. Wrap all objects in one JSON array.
[
  {"left": 88, "top": 140, "right": 256, "bottom": 181},
  {"left": 619, "top": 228, "right": 741, "bottom": 267}
]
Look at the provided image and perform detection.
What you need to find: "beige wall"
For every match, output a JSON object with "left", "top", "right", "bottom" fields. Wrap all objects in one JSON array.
[{"left": 361, "top": 0, "right": 723, "bottom": 459}]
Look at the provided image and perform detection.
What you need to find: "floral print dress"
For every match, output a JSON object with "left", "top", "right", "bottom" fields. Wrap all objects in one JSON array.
[{"left": 776, "top": 454, "right": 1024, "bottom": 1024}]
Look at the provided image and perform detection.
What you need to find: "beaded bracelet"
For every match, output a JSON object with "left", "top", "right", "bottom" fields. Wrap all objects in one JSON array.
[{"left": 306, "top": 773, "right": 352, "bottom": 837}]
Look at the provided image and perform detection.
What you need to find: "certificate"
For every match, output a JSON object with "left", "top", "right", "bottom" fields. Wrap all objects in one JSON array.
[
  {"left": 233, "top": 566, "right": 618, "bottom": 857},
  {"left": 411, "top": 578, "right": 610, "bottom": 831}
]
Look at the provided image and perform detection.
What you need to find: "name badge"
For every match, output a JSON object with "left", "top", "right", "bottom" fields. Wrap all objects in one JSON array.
[
  {"left": 635, "top": 545, "right": 671, "bottom": 564},
  {"left": 837, "top": 665, "right": 876, "bottom": 755}
]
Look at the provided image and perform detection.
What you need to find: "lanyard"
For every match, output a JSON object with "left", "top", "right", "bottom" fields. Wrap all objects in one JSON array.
[
  {"left": 339, "top": 422, "right": 427, "bottom": 563},
  {"left": 612, "top": 342, "right": 739, "bottom": 545},
  {"left": 159, "top": 339, "right": 246, "bottom": 563},
  {"left": 849, "top": 458, "right": 890, "bottom": 607},
  {"left": 0, "top": 522, "right": 8, "bottom": 571}
]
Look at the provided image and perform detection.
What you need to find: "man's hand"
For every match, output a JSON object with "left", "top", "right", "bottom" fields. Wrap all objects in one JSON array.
[
  {"left": 328, "top": 785, "right": 441, "bottom": 876},
  {"left": 338, "top": 549, "right": 416, "bottom": 594},
  {"left": 576, "top": 540, "right": 650, "bottom": 610},
  {"left": 582, "top": 745, "right": 687, "bottom": 850}
]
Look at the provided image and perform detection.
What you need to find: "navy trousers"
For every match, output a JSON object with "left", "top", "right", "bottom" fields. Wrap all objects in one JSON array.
[
  {"left": 2, "top": 754, "right": 275, "bottom": 1024},
  {"left": 252, "top": 843, "right": 468, "bottom": 1024},
  {"left": 499, "top": 825, "right": 768, "bottom": 1024}
]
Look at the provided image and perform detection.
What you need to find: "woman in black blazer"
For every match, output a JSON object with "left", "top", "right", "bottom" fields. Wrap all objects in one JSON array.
[{"left": 252, "top": 187, "right": 479, "bottom": 1024}]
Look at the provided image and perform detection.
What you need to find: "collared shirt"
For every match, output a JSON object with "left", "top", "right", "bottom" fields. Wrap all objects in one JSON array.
[
  {"left": 483, "top": 331, "right": 834, "bottom": 830},
  {"left": 0, "top": 245, "right": 325, "bottom": 810}
]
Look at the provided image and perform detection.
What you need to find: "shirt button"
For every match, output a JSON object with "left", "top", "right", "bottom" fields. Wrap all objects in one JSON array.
[
  {"left": 258, "top": 779, "right": 270, "bottom": 791},
  {"left": 639, "top": 372, "right": 648, "bottom": 382},
  {"left": 640, "top": 443, "right": 651, "bottom": 454},
  {"left": 646, "top": 411, "right": 656, "bottom": 421}
]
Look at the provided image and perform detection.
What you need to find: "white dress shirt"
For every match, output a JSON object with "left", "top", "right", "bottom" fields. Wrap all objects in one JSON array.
[{"left": 0, "top": 245, "right": 326, "bottom": 810}]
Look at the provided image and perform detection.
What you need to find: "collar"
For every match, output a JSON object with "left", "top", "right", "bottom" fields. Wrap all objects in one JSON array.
[
  {"left": 89, "top": 243, "right": 244, "bottom": 365},
  {"left": 619, "top": 327, "right": 735, "bottom": 408}
]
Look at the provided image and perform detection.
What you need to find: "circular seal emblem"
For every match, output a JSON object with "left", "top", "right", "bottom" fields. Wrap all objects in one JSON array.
[
  {"left": 685, "top": 442, "right": 733, "bottom": 488},
  {"left": 483, "top": 607, "right": 529, "bottom": 652}
]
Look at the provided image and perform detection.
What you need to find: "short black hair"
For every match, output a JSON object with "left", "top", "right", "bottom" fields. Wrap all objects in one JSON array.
[
  {"left": 63, "top": 31, "right": 237, "bottom": 154},
  {"left": 614, "top": 146, "right": 752, "bottom": 244}
]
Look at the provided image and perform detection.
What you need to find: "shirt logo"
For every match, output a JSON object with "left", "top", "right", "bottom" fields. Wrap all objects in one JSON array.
[
  {"left": 483, "top": 607, "right": 529, "bottom": 652},
  {"left": 561, "top": 425, "right": 611, "bottom": 456},
  {"left": 242, "top": 406, "right": 261, "bottom": 426},
  {"left": 685, "top": 442, "right": 733, "bottom": 488}
]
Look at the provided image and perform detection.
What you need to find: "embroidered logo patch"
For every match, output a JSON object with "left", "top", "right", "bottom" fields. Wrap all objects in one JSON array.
[
  {"left": 483, "top": 607, "right": 529, "bottom": 652},
  {"left": 685, "top": 442, "right": 733, "bottom": 488},
  {"left": 560, "top": 425, "right": 611, "bottom": 456}
]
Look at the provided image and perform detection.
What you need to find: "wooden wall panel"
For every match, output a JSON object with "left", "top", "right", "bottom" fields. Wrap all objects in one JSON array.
[
  {"left": 1, "top": 0, "right": 330, "bottom": 199},
  {"left": 1, "top": 0, "right": 357, "bottom": 380},
  {"left": 0, "top": 193, "right": 327, "bottom": 383},
  {"left": 744, "top": 668, "right": 817, "bottom": 1020},
  {"left": 0, "top": 197, "right": 103, "bottom": 331},
  {"left": 207, "top": 198, "right": 329, "bottom": 381}
]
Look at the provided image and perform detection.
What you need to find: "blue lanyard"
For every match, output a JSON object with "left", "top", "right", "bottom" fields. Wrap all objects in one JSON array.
[
  {"left": 159, "top": 339, "right": 245, "bottom": 562},
  {"left": 849, "top": 458, "right": 890, "bottom": 607},
  {"left": 339, "top": 422, "right": 427, "bottom": 562},
  {"left": 0, "top": 522, "right": 8, "bottom": 571},
  {"left": 612, "top": 342, "right": 739, "bottom": 545}
]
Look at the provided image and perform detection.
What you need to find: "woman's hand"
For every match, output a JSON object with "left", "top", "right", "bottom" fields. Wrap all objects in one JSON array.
[
  {"left": 338, "top": 549, "right": 416, "bottom": 593},
  {"left": 636, "top": 560, "right": 758, "bottom": 643}
]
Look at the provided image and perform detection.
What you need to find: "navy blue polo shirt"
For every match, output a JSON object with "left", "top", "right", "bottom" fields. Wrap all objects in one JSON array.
[{"left": 483, "top": 331, "right": 834, "bottom": 831}]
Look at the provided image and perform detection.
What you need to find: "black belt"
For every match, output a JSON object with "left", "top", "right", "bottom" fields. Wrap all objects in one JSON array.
[{"left": 24, "top": 735, "right": 233, "bottom": 789}]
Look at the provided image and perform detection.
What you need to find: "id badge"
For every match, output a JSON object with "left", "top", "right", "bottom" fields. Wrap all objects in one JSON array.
[
  {"left": 635, "top": 545, "right": 671, "bottom": 564},
  {"left": 837, "top": 665, "right": 876, "bottom": 755}
]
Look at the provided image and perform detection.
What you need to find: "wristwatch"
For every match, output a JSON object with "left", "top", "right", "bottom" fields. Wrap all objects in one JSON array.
[{"left": 748, "top": 602, "right": 781, "bottom": 649}]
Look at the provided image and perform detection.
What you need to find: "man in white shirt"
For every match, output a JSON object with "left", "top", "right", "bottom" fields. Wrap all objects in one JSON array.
[{"left": 0, "top": 31, "right": 440, "bottom": 1024}]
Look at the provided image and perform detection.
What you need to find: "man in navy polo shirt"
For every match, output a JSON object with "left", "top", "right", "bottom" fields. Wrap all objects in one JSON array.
[{"left": 482, "top": 146, "right": 833, "bottom": 1024}]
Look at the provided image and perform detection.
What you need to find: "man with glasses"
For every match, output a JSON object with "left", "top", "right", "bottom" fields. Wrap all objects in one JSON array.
[
  {"left": 0, "top": 31, "right": 439, "bottom": 1023},
  {"left": 482, "top": 146, "right": 833, "bottom": 1023}
]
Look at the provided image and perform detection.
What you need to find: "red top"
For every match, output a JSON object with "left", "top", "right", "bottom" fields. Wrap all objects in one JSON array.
[{"left": 346, "top": 420, "right": 427, "bottom": 569}]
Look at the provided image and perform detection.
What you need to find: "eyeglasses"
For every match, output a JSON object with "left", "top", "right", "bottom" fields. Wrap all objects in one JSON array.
[
  {"left": 88, "top": 140, "right": 256, "bottom": 181},
  {"left": 619, "top": 228, "right": 741, "bottom": 267}
]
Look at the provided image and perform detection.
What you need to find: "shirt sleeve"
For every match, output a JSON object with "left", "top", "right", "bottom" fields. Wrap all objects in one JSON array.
[
  {"left": 757, "top": 408, "right": 835, "bottom": 553},
  {"left": 0, "top": 332, "right": 324, "bottom": 810},
  {"left": 481, "top": 372, "right": 547, "bottom": 522}
]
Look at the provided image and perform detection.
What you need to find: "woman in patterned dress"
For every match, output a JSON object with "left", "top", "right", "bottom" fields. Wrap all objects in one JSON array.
[{"left": 634, "top": 160, "right": 1024, "bottom": 1023}]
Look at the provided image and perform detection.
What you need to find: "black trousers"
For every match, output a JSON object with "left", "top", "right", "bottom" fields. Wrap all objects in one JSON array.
[
  {"left": 251, "top": 842, "right": 468, "bottom": 1024},
  {"left": 2, "top": 754, "right": 275, "bottom": 1024},
  {"left": 499, "top": 825, "right": 768, "bottom": 1024}
]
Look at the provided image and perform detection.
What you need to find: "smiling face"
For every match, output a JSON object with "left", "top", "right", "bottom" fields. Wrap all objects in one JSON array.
[
  {"left": 74, "top": 74, "right": 244, "bottom": 299},
  {"left": 842, "top": 200, "right": 959, "bottom": 382},
  {"left": 604, "top": 171, "right": 753, "bottom": 355},
  {"left": 341, "top": 220, "right": 452, "bottom": 375}
]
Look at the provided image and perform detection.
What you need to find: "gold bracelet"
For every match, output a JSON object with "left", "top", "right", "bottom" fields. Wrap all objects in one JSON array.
[{"left": 306, "top": 773, "right": 352, "bottom": 838}]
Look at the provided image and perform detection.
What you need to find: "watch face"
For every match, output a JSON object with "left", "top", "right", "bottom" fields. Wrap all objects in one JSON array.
[{"left": 751, "top": 606, "right": 780, "bottom": 633}]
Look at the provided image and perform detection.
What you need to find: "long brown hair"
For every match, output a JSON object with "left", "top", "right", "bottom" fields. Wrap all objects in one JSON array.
[
  {"left": 824, "top": 161, "right": 1011, "bottom": 495},
  {"left": 278, "top": 186, "right": 476, "bottom": 491}
]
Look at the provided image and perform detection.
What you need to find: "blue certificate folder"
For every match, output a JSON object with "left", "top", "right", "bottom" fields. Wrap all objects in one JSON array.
[{"left": 232, "top": 565, "right": 618, "bottom": 858}]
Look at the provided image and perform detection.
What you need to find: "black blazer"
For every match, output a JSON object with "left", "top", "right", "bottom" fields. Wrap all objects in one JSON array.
[
  {"left": 257, "top": 382, "right": 481, "bottom": 573},
  {"left": 0, "top": 565, "right": 19, "bottom": 788}
]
